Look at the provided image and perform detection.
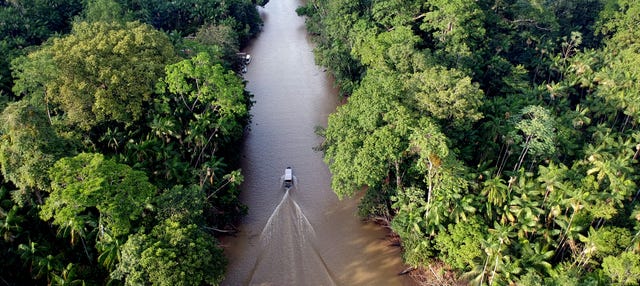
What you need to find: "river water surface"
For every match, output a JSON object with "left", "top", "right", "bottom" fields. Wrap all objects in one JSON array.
[{"left": 221, "top": 0, "right": 411, "bottom": 285}]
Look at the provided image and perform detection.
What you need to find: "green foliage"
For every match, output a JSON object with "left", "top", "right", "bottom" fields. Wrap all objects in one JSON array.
[
  {"left": 352, "top": 24, "right": 424, "bottom": 73},
  {"left": 302, "top": 0, "right": 368, "bottom": 94},
  {"left": 11, "top": 47, "right": 57, "bottom": 104},
  {"left": 113, "top": 218, "right": 227, "bottom": 286},
  {"left": 26, "top": 21, "right": 176, "bottom": 130},
  {"left": 159, "top": 52, "right": 248, "bottom": 141},
  {"left": 357, "top": 184, "right": 394, "bottom": 218},
  {"left": 194, "top": 24, "right": 241, "bottom": 69},
  {"left": 134, "top": 51, "right": 250, "bottom": 198},
  {"left": 154, "top": 185, "right": 205, "bottom": 223},
  {"left": 591, "top": 10, "right": 640, "bottom": 123},
  {"left": 391, "top": 187, "right": 432, "bottom": 266},
  {"left": 595, "top": 0, "right": 640, "bottom": 40},
  {"left": 116, "top": 0, "right": 263, "bottom": 42},
  {"left": 410, "top": 67, "right": 484, "bottom": 130},
  {"left": 0, "top": 0, "right": 260, "bottom": 284},
  {"left": 509, "top": 105, "right": 557, "bottom": 168},
  {"left": 578, "top": 226, "right": 632, "bottom": 264},
  {"left": 0, "top": 101, "right": 73, "bottom": 199},
  {"left": 41, "top": 153, "right": 155, "bottom": 240},
  {"left": 512, "top": 105, "right": 557, "bottom": 157},
  {"left": 420, "top": 0, "right": 486, "bottom": 70},
  {"left": 82, "top": 0, "right": 129, "bottom": 23},
  {"left": 435, "top": 217, "right": 486, "bottom": 271},
  {"left": 311, "top": 0, "right": 640, "bottom": 284},
  {"left": 602, "top": 251, "right": 640, "bottom": 285},
  {"left": 0, "top": 0, "right": 83, "bottom": 95},
  {"left": 323, "top": 70, "right": 408, "bottom": 198}
]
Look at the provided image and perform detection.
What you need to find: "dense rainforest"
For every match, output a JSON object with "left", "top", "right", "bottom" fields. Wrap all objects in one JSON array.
[
  {"left": 0, "top": 0, "right": 265, "bottom": 284},
  {"left": 299, "top": 0, "right": 640, "bottom": 284}
]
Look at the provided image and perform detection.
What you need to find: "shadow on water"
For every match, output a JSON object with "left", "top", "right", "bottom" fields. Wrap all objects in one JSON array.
[{"left": 247, "top": 187, "right": 336, "bottom": 286}]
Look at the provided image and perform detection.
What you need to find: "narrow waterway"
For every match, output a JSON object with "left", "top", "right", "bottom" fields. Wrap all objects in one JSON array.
[{"left": 221, "top": 0, "right": 411, "bottom": 285}]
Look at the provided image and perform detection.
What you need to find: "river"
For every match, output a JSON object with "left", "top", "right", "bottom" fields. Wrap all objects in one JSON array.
[{"left": 221, "top": 0, "right": 411, "bottom": 285}]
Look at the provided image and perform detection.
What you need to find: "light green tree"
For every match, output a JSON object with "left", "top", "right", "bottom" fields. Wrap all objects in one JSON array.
[
  {"left": 410, "top": 66, "right": 484, "bottom": 130},
  {"left": 435, "top": 217, "right": 486, "bottom": 270},
  {"left": 26, "top": 21, "right": 175, "bottom": 130},
  {"left": 113, "top": 218, "right": 226, "bottom": 286},
  {"left": 159, "top": 52, "right": 249, "bottom": 144},
  {"left": 602, "top": 251, "right": 640, "bottom": 285},
  {"left": 509, "top": 105, "right": 557, "bottom": 171},
  {"left": 41, "top": 153, "right": 155, "bottom": 242}
]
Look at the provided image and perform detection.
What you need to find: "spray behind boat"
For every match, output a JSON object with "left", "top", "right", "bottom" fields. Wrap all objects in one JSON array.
[{"left": 247, "top": 166, "right": 336, "bottom": 285}]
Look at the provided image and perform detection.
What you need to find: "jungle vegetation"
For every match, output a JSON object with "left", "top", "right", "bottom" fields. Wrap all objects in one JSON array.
[
  {"left": 0, "top": 0, "right": 265, "bottom": 284},
  {"left": 299, "top": 0, "right": 640, "bottom": 284}
]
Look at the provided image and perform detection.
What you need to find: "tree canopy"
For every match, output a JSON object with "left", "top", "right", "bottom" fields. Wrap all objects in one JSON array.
[
  {"left": 41, "top": 153, "right": 155, "bottom": 240},
  {"left": 304, "top": 0, "right": 640, "bottom": 284},
  {"left": 0, "top": 0, "right": 259, "bottom": 284},
  {"left": 19, "top": 21, "right": 176, "bottom": 129}
]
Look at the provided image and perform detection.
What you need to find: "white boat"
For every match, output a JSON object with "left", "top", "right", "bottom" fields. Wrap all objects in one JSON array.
[
  {"left": 237, "top": 53, "right": 251, "bottom": 73},
  {"left": 283, "top": 167, "right": 293, "bottom": 189}
]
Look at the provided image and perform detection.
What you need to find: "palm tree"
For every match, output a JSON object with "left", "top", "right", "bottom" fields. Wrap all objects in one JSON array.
[
  {"left": 554, "top": 188, "right": 588, "bottom": 258},
  {"left": 464, "top": 224, "right": 516, "bottom": 286},
  {"left": 18, "top": 241, "right": 62, "bottom": 282},
  {"left": 0, "top": 204, "right": 24, "bottom": 242},
  {"left": 482, "top": 176, "right": 509, "bottom": 207},
  {"left": 96, "top": 229, "right": 121, "bottom": 272},
  {"left": 518, "top": 239, "right": 554, "bottom": 278},
  {"left": 99, "top": 126, "right": 125, "bottom": 154},
  {"left": 50, "top": 263, "right": 84, "bottom": 285},
  {"left": 537, "top": 163, "right": 570, "bottom": 206},
  {"left": 487, "top": 223, "right": 516, "bottom": 285},
  {"left": 509, "top": 195, "right": 543, "bottom": 239},
  {"left": 480, "top": 175, "right": 509, "bottom": 219}
]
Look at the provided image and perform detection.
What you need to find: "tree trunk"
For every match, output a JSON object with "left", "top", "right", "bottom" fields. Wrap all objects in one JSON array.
[
  {"left": 489, "top": 254, "right": 500, "bottom": 286},
  {"left": 426, "top": 161, "right": 434, "bottom": 214},
  {"left": 479, "top": 255, "right": 489, "bottom": 286},
  {"left": 394, "top": 160, "right": 402, "bottom": 190},
  {"left": 514, "top": 135, "right": 532, "bottom": 171}
]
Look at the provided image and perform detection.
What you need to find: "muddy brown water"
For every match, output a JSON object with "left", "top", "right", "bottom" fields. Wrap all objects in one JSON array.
[{"left": 221, "top": 0, "right": 412, "bottom": 285}]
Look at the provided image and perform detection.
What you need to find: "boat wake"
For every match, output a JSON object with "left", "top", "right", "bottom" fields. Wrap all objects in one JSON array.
[{"left": 247, "top": 188, "right": 336, "bottom": 285}]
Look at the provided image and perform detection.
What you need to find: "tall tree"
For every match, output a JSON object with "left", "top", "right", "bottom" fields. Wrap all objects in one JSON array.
[
  {"left": 0, "top": 101, "right": 73, "bottom": 205},
  {"left": 16, "top": 21, "right": 176, "bottom": 130},
  {"left": 410, "top": 66, "right": 484, "bottom": 130},
  {"left": 323, "top": 69, "right": 408, "bottom": 198},
  {"left": 509, "top": 105, "right": 557, "bottom": 171}
]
